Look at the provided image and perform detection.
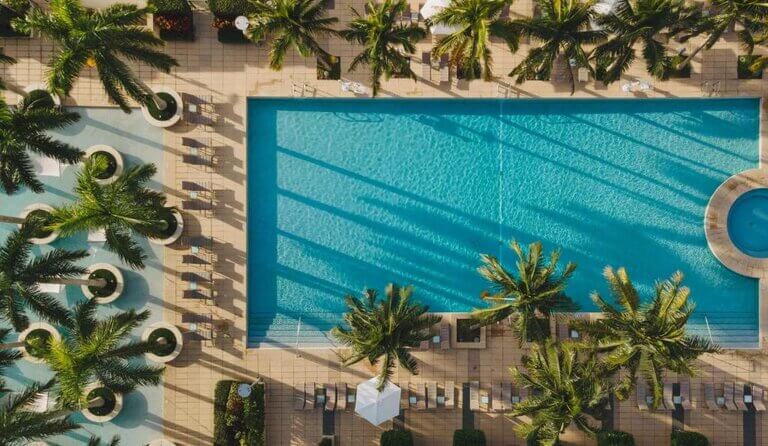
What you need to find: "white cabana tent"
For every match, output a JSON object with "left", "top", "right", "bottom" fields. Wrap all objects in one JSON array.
[
  {"left": 354, "top": 378, "right": 402, "bottom": 426},
  {"left": 420, "top": 0, "right": 461, "bottom": 35}
]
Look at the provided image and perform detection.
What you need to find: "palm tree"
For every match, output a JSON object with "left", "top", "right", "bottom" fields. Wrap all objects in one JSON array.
[
  {"left": 0, "top": 93, "right": 82, "bottom": 195},
  {"left": 0, "top": 51, "right": 16, "bottom": 91},
  {"left": 510, "top": 340, "right": 612, "bottom": 445},
  {"left": 43, "top": 298, "right": 164, "bottom": 412},
  {"left": 592, "top": 0, "right": 701, "bottom": 83},
  {"left": 332, "top": 283, "right": 442, "bottom": 391},
  {"left": 245, "top": 0, "right": 339, "bottom": 70},
  {"left": 340, "top": 0, "right": 426, "bottom": 96},
  {"left": 676, "top": 0, "right": 768, "bottom": 71},
  {"left": 430, "top": 0, "right": 519, "bottom": 81},
  {"left": 509, "top": 0, "right": 605, "bottom": 93},
  {"left": 0, "top": 224, "right": 92, "bottom": 331},
  {"left": 14, "top": 0, "right": 179, "bottom": 113},
  {"left": 88, "top": 436, "right": 120, "bottom": 446},
  {"left": 0, "top": 328, "right": 22, "bottom": 377},
  {"left": 49, "top": 160, "right": 176, "bottom": 269},
  {"left": 0, "top": 380, "right": 80, "bottom": 446},
  {"left": 574, "top": 267, "right": 720, "bottom": 407},
  {"left": 471, "top": 240, "right": 577, "bottom": 345}
]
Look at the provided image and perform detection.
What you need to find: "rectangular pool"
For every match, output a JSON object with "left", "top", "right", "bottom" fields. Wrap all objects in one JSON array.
[{"left": 247, "top": 97, "right": 760, "bottom": 348}]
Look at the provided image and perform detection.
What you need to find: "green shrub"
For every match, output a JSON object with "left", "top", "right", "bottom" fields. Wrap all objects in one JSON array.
[
  {"left": 208, "top": 0, "right": 254, "bottom": 18},
  {"left": 597, "top": 429, "right": 635, "bottom": 446},
  {"left": 149, "top": 0, "right": 191, "bottom": 14},
  {"left": 453, "top": 429, "right": 486, "bottom": 446},
  {"left": 217, "top": 25, "right": 250, "bottom": 44},
  {"left": 214, "top": 380, "right": 236, "bottom": 446},
  {"left": 666, "top": 55, "right": 691, "bottom": 79},
  {"left": 243, "top": 381, "right": 266, "bottom": 446},
  {"left": 381, "top": 429, "right": 414, "bottom": 446},
  {"left": 671, "top": 430, "right": 708, "bottom": 446},
  {"left": 738, "top": 55, "right": 763, "bottom": 80}
]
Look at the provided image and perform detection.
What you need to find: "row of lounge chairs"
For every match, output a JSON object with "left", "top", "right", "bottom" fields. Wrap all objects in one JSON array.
[
  {"left": 636, "top": 380, "right": 767, "bottom": 412},
  {"left": 294, "top": 381, "right": 527, "bottom": 413}
]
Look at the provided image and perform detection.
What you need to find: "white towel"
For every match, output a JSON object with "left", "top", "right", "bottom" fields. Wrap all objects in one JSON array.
[
  {"left": 37, "top": 283, "right": 62, "bottom": 294},
  {"left": 88, "top": 228, "right": 107, "bottom": 242}
]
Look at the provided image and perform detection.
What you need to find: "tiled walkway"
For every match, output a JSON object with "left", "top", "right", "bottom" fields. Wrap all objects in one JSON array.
[{"left": 4, "top": 4, "right": 768, "bottom": 444}]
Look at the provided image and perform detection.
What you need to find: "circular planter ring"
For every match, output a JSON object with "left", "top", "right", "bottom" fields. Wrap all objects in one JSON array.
[
  {"left": 84, "top": 145, "right": 124, "bottom": 185},
  {"left": 19, "top": 203, "right": 59, "bottom": 245},
  {"left": 142, "top": 321, "right": 184, "bottom": 363},
  {"left": 82, "top": 383, "right": 123, "bottom": 423},
  {"left": 23, "top": 83, "right": 62, "bottom": 107},
  {"left": 149, "top": 209, "right": 184, "bottom": 246},
  {"left": 18, "top": 322, "right": 60, "bottom": 364},
  {"left": 141, "top": 87, "right": 183, "bottom": 128},
  {"left": 81, "top": 263, "right": 124, "bottom": 304}
]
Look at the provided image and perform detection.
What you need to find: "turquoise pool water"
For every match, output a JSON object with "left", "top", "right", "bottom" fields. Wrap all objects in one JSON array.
[
  {"left": 1, "top": 108, "right": 166, "bottom": 444},
  {"left": 728, "top": 188, "right": 768, "bottom": 258},
  {"left": 247, "top": 98, "right": 761, "bottom": 348}
]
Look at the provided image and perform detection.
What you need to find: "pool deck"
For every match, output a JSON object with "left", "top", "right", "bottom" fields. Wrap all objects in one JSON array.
[{"left": 4, "top": 4, "right": 768, "bottom": 444}]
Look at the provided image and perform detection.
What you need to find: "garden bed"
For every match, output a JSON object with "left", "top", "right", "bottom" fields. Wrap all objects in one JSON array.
[
  {"left": 208, "top": 0, "right": 254, "bottom": 44},
  {"left": 214, "top": 379, "right": 265, "bottom": 446},
  {"left": 151, "top": 0, "right": 195, "bottom": 41}
]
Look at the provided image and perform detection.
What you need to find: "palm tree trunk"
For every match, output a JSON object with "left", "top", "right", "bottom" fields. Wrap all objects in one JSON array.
[
  {"left": 45, "top": 277, "right": 107, "bottom": 288},
  {"left": 0, "top": 341, "right": 24, "bottom": 350},
  {"left": 676, "top": 43, "right": 705, "bottom": 71},
  {"left": 135, "top": 77, "right": 167, "bottom": 111},
  {"left": 0, "top": 214, "right": 25, "bottom": 225},
  {"left": 50, "top": 397, "right": 107, "bottom": 418}
]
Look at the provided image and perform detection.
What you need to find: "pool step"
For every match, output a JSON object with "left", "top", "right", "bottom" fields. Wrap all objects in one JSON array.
[
  {"left": 687, "top": 313, "right": 759, "bottom": 349},
  {"left": 248, "top": 313, "right": 341, "bottom": 348}
]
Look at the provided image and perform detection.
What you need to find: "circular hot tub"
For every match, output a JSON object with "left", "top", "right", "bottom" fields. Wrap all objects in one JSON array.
[{"left": 727, "top": 188, "right": 768, "bottom": 257}]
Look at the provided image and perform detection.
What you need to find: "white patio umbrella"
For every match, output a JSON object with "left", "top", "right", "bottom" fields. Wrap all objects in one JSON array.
[
  {"left": 420, "top": 0, "right": 462, "bottom": 35},
  {"left": 354, "top": 378, "right": 402, "bottom": 426}
]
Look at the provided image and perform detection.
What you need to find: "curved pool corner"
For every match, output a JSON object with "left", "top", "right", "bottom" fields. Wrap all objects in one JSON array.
[{"left": 706, "top": 168, "right": 768, "bottom": 277}]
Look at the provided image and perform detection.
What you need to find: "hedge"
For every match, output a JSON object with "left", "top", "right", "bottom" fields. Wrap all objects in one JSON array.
[
  {"left": 453, "top": 429, "right": 486, "bottom": 446},
  {"left": 213, "top": 379, "right": 266, "bottom": 446},
  {"left": 381, "top": 429, "right": 414, "bottom": 446},
  {"left": 597, "top": 429, "right": 635, "bottom": 446},
  {"left": 208, "top": 0, "right": 254, "bottom": 18},
  {"left": 149, "top": 0, "right": 191, "bottom": 14},
  {"left": 671, "top": 430, "right": 709, "bottom": 446}
]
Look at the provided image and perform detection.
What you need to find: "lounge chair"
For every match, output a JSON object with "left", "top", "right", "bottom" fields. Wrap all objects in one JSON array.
[
  {"left": 184, "top": 93, "right": 216, "bottom": 129},
  {"left": 422, "top": 52, "right": 432, "bottom": 81},
  {"left": 443, "top": 381, "right": 455, "bottom": 409},
  {"left": 181, "top": 312, "right": 213, "bottom": 341},
  {"left": 577, "top": 67, "right": 590, "bottom": 83},
  {"left": 420, "top": 339, "right": 430, "bottom": 350},
  {"left": 88, "top": 228, "right": 107, "bottom": 243},
  {"left": 346, "top": 384, "right": 356, "bottom": 411},
  {"left": 663, "top": 382, "right": 675, "bottom": 410},
  {"left": 32, "top": 154, "right": 61, "bottom": 178},
  {"left": 427, "top": 382, "right": 437, "bottom": 410},
  {"left": 337, "top": 383, "right": 346, "bottom": 411},
  {"left": 294, "top": 383, "right": 306, "bottom": 410},
  {"left": 735, "top": 381, "right": 747, "bottom": 411},
  {"left": 724, "top": 382, "right": 738, "bottom": 411},
  {"left": 400, "top": 382, "right": 410, "bottom": 410},
  {"left": 440, "top": 323, "right": 451, "bottom": 349},
  {"left": 38, "top": 283, "right": 63, "bottom": 294},
  {"left": 636, "top": 381, "right": 649, "bottom": 411},
  {"left": 752, "top": 385, "right": 766, "bottom": 412},
  {"left": 439, "top": 54, "right": 450, "bottom": 83},
  {"left": 704, "top": 383, "right": 720, "bottom": 410},
  {"left": 324, "top": 383, "right": 336, "bottom": 411},
  {"left": 680, "top": 381, "right": 693, "bottom": 410},
  {"left": 479, "top": 383, "right": 490, "bottom": 412},
  {"left": 470, "top": 381, "right": 480, "bottom": 412},
  {"left": 409, "top": 383, "right": 426, "bottom": 410},
  {"left": 491, "top": 383, "right": 503, "bottom": 413},
  {"left": 501, "top": 382, "right": 513, "bottom": 411}
]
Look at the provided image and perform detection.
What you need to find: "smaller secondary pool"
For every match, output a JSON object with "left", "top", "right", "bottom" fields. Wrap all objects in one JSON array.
[{"left": 728, "top": 188, "right": 768, "bottom": 257}]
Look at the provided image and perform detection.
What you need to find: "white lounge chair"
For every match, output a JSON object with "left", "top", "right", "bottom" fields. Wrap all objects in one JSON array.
[
  {"left": 37, "top": 283, "right": 63, "bottom": 294},
  {"left": 32, "top": 154, "right": 61, "bottom": 177},
  {"left": 88, "top": 228, "right": 107, "bottom": 243}
]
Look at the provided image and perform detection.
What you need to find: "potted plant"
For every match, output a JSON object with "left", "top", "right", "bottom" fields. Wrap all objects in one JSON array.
[
  {"left": 17, "top": 322, "right": 60, "bottom": 364},
  {"left": 141, "top": 86, "right": 184, "bottom": 128},
  {"left": 208, "top": 0, "right": 254, "bottom": 43},
  {"left": 142, "top": 321, "right": 184, "bottom": 363},
  {"left": 150, "top": 0, "right": 195, "bottom": 41},
  {"left": 148, "top": 208, "right": 184, "bottom": 246},
  {"left": 80, "top": 263, "right": 125, "bottom": 304},
  {"left": 84, "top": 145, "right": 124, "bottom": 185},
  {"left": 738, "top": 55, "right": 763, "bottom": 79},
  {"left": 17, "top": 203, "right": 59, "bottom": 244},
  {"left": 81, "top": 383, "right": 123, "bottom": 423},
  {"left": 22, "top": 84, "right": 61, "bottom": 108}
]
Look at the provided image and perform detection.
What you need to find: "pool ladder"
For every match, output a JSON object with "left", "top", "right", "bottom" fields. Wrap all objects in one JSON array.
[{"left": 295, "top": 316, "right": 302, "bottom": 357}]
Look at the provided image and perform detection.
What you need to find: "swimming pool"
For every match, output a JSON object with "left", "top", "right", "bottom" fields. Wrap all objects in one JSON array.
[{"left": 247, "top": 97, "right": 761, "bottom": 348}]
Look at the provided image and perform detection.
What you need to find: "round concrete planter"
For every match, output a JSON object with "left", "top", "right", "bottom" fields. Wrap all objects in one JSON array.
[
  {"left": 23, "top": 83, "right": 61, "bottom": 108},
  {"left": 149, "top": 209, "right": 184, "bottom": 246},
  {"left": 142, "top": 321, "right": 184, "bottom": 363},
  {"left": 19, "top": 203, "right": 59, "bottom": 245},
  {"left": 82, "top": 383, "right": 123, "bottom": 423},
  {"left": 18, "top": 322, "right": 60, "bottom": 364},
  {"left": 141, "top": 87, "right": 183, "bottom": 128},
  {"left": 84, "top": 145, "right": 123, "bottom": 185},
  {"left": 81, "top": 263, "right": 124, "bottom": 304}
]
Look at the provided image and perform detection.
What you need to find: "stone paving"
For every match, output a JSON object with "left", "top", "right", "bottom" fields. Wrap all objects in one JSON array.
[{"left": 4, "top": 3, "right": 768, "bottom": 444}]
